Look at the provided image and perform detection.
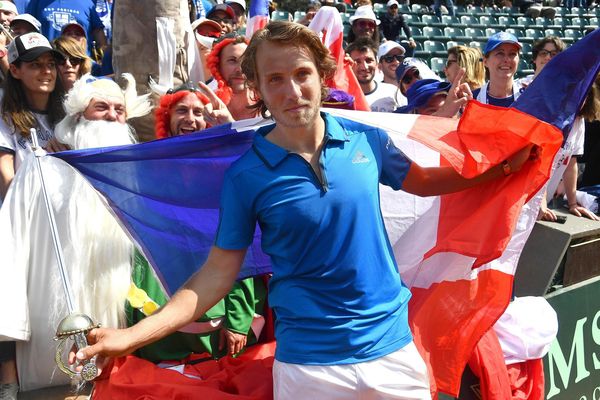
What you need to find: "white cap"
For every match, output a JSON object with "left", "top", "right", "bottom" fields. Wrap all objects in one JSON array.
[
  {"left": 10, "top": 13, "right": 42, "bottom": 33},
  {"left": 378, "top": 40, "right": 405, "bottom": 61},
  {"left": 0, "top": 1, "right": 17, "bottom": 15},
  {"left": 349, "top": 5, "right": 380, "bottom": 25},
  {"left": 386, "top": 0, "right": 400, "bottom": 7}
]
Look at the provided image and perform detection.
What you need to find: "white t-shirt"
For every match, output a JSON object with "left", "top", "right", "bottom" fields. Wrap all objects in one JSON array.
[
  {"left": 546, "top": 116, "right": 585, "bottom": 199},
  {"left": 365, "top": 81, "right": 401, "bottom": 112},
  {"left": 0, "top": 113, "right": 54, "bottom": 171}
]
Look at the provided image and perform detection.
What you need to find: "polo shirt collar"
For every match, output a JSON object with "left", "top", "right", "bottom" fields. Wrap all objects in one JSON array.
[{"left": 253, "top": 112, "right": 349, "bottom": 168}]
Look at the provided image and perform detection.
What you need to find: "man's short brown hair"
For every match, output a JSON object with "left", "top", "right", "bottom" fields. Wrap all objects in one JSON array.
[{"left": 241, "top": 21, "right": 337, "bottom": 118}]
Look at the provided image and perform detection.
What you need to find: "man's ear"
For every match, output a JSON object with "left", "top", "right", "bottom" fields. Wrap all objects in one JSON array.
[{"left": 8, "top": 64, "right": 20, "bottom": 80}]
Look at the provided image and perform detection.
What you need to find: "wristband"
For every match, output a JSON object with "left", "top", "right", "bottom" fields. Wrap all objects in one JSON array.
[{"left": 501, "top": 160, "right": 511, "bottom": 176}]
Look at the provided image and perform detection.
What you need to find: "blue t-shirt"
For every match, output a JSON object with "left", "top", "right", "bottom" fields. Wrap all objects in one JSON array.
[
  {"left": 26, "top": 0, "right": 104, "bottom": 42},
  {"left": 473, "top": 87, "right": 515, "bottom": 108},
  {"left": 215, "top": 113, "right": 414, "bottom": 365}
]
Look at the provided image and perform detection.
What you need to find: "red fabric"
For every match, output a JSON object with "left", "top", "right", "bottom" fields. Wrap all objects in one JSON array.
[
  {"left": 410, "top": 269, "right": 514, "bottom": 397},
  {"left": 92, "top": 342, "right": 276, "bottom": 400},
  {"left": 468, "top": 329, "right": 512, "bottom": 400},
  {"left": 507, "top": 359, "right": 545, "bottom": 400},
  {"left": 410, "top": 102, "right": 563, "bottom": 268}
]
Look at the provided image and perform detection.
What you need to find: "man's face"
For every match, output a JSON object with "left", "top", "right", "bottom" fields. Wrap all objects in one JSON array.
[
  {"left": 228, "top": 3, "right": 245, "bottom": 25},
  {"left": 0, "top": 10, "right": 15, "bottom": 25},
  {"left": 82, "top": 98, "right": 127, "bottom": 124},
  {"left": 484, "top": 43, "right": 519, "bottom": 81},
  {"left": 399, "top": 67, "right": 420, "bottom": 95},
  {"left": 388, "top": 4, "right": 398, "bottom": 16},
  {"left": 10, "top": 21, "right": 35, "bottom": 36},
  {"left": 219, "top": 42, "right": 247, "bottom": 94},
  {"left": 534, "top": 42, "right": 559, "bottom": 74},
  {"left": 254, "top": 42, "right": 322, "bottom": 130},
  {"left": 416, "top": 92, "right": 447, "bottom": 115},
  {"left": 209, "top": 10, "right": 235, "bottom": 34},
  {"left": 351, "top": 19, "right": 376, "bottom": 39},
  {"left": 350, "top": 48, "right": 376, "bottom": 85},
  {"left": 379, "top": 48, "right": 404, "bottom": 83},
  {"left": 168, "top": 92, "right": 207, "bottom": 136}
]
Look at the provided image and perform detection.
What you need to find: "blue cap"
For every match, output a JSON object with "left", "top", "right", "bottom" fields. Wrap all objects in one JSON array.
[
  {"left": 483, "top": 32, "right": 522, "bottom": 55},
  {"left": 395, "top": 58, "right": 419, "bottom": 82},
  {"left": 395, "top": 79, "right": 452, "bottom": 114}
]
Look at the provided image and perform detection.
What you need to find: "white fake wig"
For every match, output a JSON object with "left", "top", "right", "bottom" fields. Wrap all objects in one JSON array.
[{"left": 63, "top": 73, "right": 153, "bottom": 120}]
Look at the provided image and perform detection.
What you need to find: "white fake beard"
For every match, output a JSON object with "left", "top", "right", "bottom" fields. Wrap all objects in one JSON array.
[
  {"left": 50, "top": 117, "right": 136, "bottom": 328},
  {"left": 55, "top": 116, "right": 137, "bottom": 150}
]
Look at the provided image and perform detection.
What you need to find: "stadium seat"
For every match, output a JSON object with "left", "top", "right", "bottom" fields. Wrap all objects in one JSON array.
[
  {"left": 544, "top": 28, "right": 562, "bottom": 37},
  {"left": 442, "top": 15, "right": 462, "bottom": 26},
  {"left": 518, "top": 58, "right": 534, "bottom": 78},
  {"left": 569, "top": 7, "right": 585, "bottom": 16},
  {"left": 423, "top": 40, "right": 447, "bottom": 57},
  {"left": 411, "top": 4, "right": 427, "bottom": 13},
  {"left": 554, "top": 7, "right": 568, "bottom": 16},
  {"left": 404, "top": 13, "right": 422, "bottom": 25},
  {"left": 423, "top": 26, "right": 445, "bottom": 40},
  {"left": 485, "top": 27, "right": 501, "bottom": 36},
  {"left": 563, "top": 28, "right": 582, "bottom": 41},
  {"left": 340, "top": 13, "right": 351, "bottom": 23},
  {"left": 446, "top": 40, "right": 466, "bottom": 49},
  {"left": 551, "top": 17, "right": 566, "bottom": 28},
  {"left": 517, "top": 16, "right": 535, "bottom": 27},
  {"left": 461, "top": 27, "right": 486, "bottom": 42},
  {"left": 460, "top": 15, "right": 480, "bottom": 27},
  {"left": 535, "top": 17, "right": 554, "bottom": 28},
  {"left": 469, "top": 41, "right": 484, "bottom": 51},
  {"left": 506, "top": 28, "right": 525, "bottom": 37},
  {"left": 466, "top": 6, "right": 484, "bottom": 15},
  {"left": 567, "top": 17, "right": 587, "bottom": 28},
  {"left": 399, "top": 4, "right": 410, "bottom": 13},
  {"left": 484, "top": 6, "right": 498, "bottom": 15},
  {"left": 422, "top": 14, "right": 442, "bottom": 27},
  {"left": 373, "top": 3, "right": 385, "bottom": 12},
  {"left": 444, "top": 26, "right": 464, "bottom": 39},
  {"left": 589, "top": 17, "right": 599, "bottom": 26},
  {"left": 479, "top": 15, "right": 499, "bottom": 27},
  {"left": 410, "top": 26, "right": 426, "bottom": 41},
  {"left": 498, "top": 16, "right": 517, "bottom": 26},
  {"left": 293, "top": 11, "right": 306, "bottom": 22},
  {"left": 520, "top": 42, "right": 532, "bottom": 55},
  {"left": 429, "top": 57, "right": 447, "bottom": 77},
  {"left": 271, "top": 10, "right": 290, "bottom": 21}
]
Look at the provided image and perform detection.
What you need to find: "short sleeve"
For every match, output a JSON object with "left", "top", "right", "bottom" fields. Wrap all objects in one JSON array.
[
  {"left": 0, "top": 118, "right": 16, "bottom": 155},
  {"left": 378, "top": 129, "right": 412, "bottom": 190},
  {"left": 214, "top": 173, "right": 256, "bottom": 250}
]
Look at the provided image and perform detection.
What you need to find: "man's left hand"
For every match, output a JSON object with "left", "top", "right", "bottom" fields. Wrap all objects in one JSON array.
[
  {"left": 568, "top": 204, "right": 600, "bottom": 221},
  {"left": 219, "top": 329, "right": 247, "bottom": 356}
]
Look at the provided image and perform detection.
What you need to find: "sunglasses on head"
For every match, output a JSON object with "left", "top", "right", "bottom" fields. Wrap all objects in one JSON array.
[
  {"left": 382, "top": 54, "right": 404, "bottom": 63},
  {"left": 58, "top": 57, "right": 84, "bottom": 66},
  {"left": 355, "top": 20, "right": 376, "bottom": 29},
  {"left": 401, "top": 69, "right": 419, "bottom": 84},
  {"left": 167, "top": 81, "right": 201, "bottom": 94}
]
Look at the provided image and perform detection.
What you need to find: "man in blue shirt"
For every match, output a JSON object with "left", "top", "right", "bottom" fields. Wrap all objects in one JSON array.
[{"left": 76, "top": 21, "right": 535, "bottom": 399}]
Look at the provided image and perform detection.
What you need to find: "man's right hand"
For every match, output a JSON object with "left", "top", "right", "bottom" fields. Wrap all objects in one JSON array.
[{"left": 73, "top": 327, "right": 135, "bottom": 364}]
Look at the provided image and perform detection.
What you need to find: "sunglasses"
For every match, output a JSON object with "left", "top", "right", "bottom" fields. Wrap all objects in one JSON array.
[
  {"left": 210, "top": 16, "right": 234, "bottom": 25},
  {"left": 355, "top": 20, "right": 376, "bottom": 30},
  {"left": 538, "top": 49, "right": 559, "bottom": 58},
  {"left": 445, "top": 59, "right": 457, "bottom": 68},
  {"left": 401, "top": 69, "right": 419, "bottom": 84},
  {"left": 382, "top": 54, "right": 404, "bottom": 63},
  {"left": 58, "top": 57, "right": 84, "bottom": 66},
  {"left": 167, "top": 81, "right": 201, "bottom": 94}
]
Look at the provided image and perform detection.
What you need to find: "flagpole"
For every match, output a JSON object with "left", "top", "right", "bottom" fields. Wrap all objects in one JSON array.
[{"left": 29, "top": 128, "right": 75, "bottom": 313}]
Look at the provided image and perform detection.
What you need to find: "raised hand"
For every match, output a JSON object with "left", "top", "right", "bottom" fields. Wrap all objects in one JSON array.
[{"left": 198, "top": 81, "right": 235, "bottom": 126}]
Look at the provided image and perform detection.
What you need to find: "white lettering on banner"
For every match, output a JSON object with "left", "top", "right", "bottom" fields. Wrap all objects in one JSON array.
[{"left": 547, "top": 317, "right": 591, "bottom": 398}]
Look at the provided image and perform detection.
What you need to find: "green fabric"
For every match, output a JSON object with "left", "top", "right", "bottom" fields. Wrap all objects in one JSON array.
[{"left": 126, "top": 250, "right": 265, "bottom": 362}]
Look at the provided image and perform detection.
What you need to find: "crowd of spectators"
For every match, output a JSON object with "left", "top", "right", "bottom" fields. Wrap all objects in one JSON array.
[{"left": 0, "top": 0, "right": 597, "bottom": 398}]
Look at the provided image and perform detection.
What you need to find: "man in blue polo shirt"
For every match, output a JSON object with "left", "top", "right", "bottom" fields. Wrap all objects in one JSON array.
[{"left": 77, "top": 21, "right": 535, "bottom": 399}]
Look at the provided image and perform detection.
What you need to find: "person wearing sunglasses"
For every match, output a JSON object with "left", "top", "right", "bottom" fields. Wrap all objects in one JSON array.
[
  {"left": 347, "top": 37, "right": 399, "bottom": 112},
  {"left": 380, "top": 0, "right": 416, "bottom": 57},
  {"left": 207, "top": 4, "right": 237, "bottom": 36},
  {"left": 347, "top": 5, "right": 380, "bottom": 45},
  {"left": 53, "top": 36, "right": 93, "bottom": 92},
  {"left": 444, "top": 45, "right": 485, "bottom": 92},
  {"left": 378, "top": 40, "right": 408, "bottom": 107}
]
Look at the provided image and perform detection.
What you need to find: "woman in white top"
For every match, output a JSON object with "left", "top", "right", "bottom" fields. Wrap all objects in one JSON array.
[{"left": 0, "top": 32, "right": 65, "bottom": 200}]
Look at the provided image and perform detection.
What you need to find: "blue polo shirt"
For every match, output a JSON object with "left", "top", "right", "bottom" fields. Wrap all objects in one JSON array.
[{"left": 215, "top": 113, "right": 414, "bottom": 365}]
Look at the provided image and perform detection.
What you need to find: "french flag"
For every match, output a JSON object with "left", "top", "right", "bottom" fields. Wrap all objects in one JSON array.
[
  {"left": 245, "top": 0, "right": 270, "bottom": 38},
  {"left": 309, "top": 6, "right": 371, "bottom": 111},
  {"left": 49, "top": 29, "right": 600, "bottom": 397}
]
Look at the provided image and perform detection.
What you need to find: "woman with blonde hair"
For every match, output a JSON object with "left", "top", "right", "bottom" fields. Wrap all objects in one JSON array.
[
  {"left": 52, "top": 36, "right": 93, "bottom": 92},
  {"left": 444, "top": 45, "right": 485, "bottom": 91}
]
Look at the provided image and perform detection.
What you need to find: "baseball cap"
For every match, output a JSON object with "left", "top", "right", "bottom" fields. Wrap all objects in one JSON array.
[
  {"left": 483, "top": 32, "right": 522, "bottom": 55},
  {"left": 0, "top": 1, "right": 17, "bottom": 15},
  {"left": 207, "top": 4, "right": 236, "bottom": 20},
  {"left": 396, "top": 79, "right": 451, "bottom": 114},
  {"left": 226, "top": 0, "right": 246, "bottom": 11},
  {"left": 10, "top": 13, "right": 41, "bottom": 33},
  {"left": 395, "top": 58, "right": 420, "bottom": 82},
  {"left": 8, "top": 32, "right": 65, "bottom": 64},
  {"left": 386, "top": 0, "right": 400, "bottom": 7},
  {"left": 61, "top": 22, "right": 86, "bottom": 38},
  {"left": 191, "top": 17, "right": 222, "bottom": 35},
  {"left": 349, "top": 5, "right": 380, "bottom": 25},
  {"left": 378, "top": 40, "right": 405, "bottom": 61}
]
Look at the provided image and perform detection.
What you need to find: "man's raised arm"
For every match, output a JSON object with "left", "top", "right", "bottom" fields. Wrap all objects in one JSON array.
[{"left": 75, "top": 246, "right": 247, "bottom": 361}]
